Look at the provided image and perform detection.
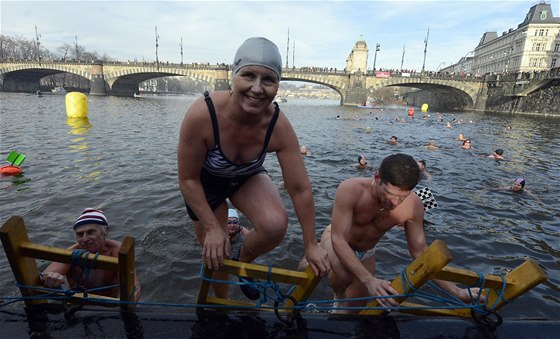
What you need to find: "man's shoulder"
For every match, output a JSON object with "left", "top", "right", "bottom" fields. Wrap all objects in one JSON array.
[
  {"left": 340, "top": 177, "right": 371, "bottom": 187},
  {"left": 105, "top": 239, "right": 122, "bottom": 256}
]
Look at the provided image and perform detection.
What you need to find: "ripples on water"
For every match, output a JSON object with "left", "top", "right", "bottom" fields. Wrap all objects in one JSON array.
[{"left": 0, "top": 92, "right": 558, "bottom": 319}]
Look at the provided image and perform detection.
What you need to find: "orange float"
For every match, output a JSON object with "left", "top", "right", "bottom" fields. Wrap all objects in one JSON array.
[
  {"left": 0, "top": 165, "right": 22, "bottom": 176},
  {"left": 407, "top": 107, "right": 415, "bottom": 117}
]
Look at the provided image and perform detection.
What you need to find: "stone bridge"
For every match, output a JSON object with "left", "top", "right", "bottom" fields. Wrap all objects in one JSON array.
[{"left": 0, "top": 60, "right": 506, "bottom": 110}]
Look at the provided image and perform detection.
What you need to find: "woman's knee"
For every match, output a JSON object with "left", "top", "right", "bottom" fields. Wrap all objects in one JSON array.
[{"left": 253, "top": 210, "right": 288, "bottom": 242}]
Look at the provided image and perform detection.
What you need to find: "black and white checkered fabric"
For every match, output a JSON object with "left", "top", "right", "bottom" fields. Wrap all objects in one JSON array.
[{"left": 414, "top": 187, "right": 438, "bottom": 211}]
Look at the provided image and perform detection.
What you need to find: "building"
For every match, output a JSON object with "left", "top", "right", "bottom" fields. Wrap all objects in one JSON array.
[
  {"left": 345, "top": 37, "right": 369, "bottom": 74},
  {"left": 445, "top": 1, "right": 560, "bottom": 75}
]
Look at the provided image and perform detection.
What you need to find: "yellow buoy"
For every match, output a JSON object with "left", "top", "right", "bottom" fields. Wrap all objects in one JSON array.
[
  {"left": 66, "top": 92, "right": 88, "bottom": 118},
  {"left": 421, "top": 103, "right": 429, "bottom": 112}
]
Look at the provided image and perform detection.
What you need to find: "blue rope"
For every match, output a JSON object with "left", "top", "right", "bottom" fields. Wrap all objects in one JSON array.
[
  {"left": 2, "top": 265, "right": 512, "bottom": 315},
  {"left": 69, "top": 249, "right": 101, "bottom": 289},
  {"left": 199, "top": 264, "right": 292, "bottom": 307}
]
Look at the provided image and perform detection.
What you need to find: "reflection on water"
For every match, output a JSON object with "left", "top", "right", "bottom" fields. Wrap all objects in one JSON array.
[
  {"left": 0, "top": 93, "right": 558, "bottom": 319},
  {"left": 66, "top": 117, "right": 92, "bottom": 136},
  {"left": 65, "top": 116, "right": 101, "bottom": 180}
]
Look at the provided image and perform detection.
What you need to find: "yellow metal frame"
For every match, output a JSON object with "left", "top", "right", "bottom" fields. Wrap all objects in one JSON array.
[
  {"left": 0, "top": 215, "right": 137, "bottom": 309},
  {"left": 196, "top": 258, "right": 321, "bottom": 312},
  {"left": 359, "top": 240, "right": 548, "bottom": 316}
]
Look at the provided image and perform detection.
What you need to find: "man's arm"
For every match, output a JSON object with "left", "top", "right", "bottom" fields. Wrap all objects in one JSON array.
[
  {"left": 41, "top": 243, "right": 80, "bottom": 288},
  {"left": 41, "top": 261, "right": 71, "bottom": 288},
  {"left": 404, "top": 196, "right": 484, "bottom": 303}
]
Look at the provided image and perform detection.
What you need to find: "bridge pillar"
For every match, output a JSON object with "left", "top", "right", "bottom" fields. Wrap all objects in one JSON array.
[
  {"left": 214, "top": 69, "right": 231, "bottom": 91},
  {"left": 342, "top": 73, "right": 369, "bottom": 106},
  {"left": 89, "top": 64, "right": 108, "bottom": 96},
  {"left": 473, "top": 84, "right": 489, "bottom": 111}
]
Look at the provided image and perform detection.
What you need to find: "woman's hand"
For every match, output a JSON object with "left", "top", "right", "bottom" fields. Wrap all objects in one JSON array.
[{"left": 202, "top": 227, "right": 231, "bottom": 270}]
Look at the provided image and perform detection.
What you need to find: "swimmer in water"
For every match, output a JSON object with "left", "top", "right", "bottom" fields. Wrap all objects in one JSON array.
[
  {"left": 357, "top": 154, "right": 370, "bottom": 170},
  {"left": 417, "top": 159, "right": 432, "bottom": 182},
  {"left": 494, "top": 177, "right": 546, "bottom": 205},
  {"left": 486, "top": 149, "right": 504, "bottom": 160},
  {"left": 461, "top": 140, "right": 472, "bottom": 149}
]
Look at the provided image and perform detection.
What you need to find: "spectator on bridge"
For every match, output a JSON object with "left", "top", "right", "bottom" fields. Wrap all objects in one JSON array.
[{"left": 177, "top": 37, "right": 329, "bottom": 300}]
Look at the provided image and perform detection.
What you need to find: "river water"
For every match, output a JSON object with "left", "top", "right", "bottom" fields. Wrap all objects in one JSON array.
[{"left": 0, "top": 92, "right": 558, "bottom": 319}]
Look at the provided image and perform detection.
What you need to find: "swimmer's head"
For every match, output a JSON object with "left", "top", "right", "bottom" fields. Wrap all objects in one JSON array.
[
  {"left": 232, "top": 37, "right": 282, "bottom": 80},
  {"left": 512, "top": 177, "right": 525, "bottom": 191},
  {"left": 495, "top": 149, "right": 504, "bottom": 156},
  {"left": 417, "top": 159, "right": 426, "bottom": 171},
  {"left": 358, "top": 154, "right": 367, "bottom": 165}
]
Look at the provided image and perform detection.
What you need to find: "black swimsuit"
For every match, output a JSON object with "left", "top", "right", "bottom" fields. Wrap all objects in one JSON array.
[{"left": 185, "top": 92, "right": 280, "bottom": 221}]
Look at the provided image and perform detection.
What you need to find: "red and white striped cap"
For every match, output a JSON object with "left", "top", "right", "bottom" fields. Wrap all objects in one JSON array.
[{"left": 73, "top": 208, "right": 109, "bottom": 229}]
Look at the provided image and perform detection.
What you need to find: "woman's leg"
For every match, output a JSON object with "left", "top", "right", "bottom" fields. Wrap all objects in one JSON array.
[{"left": 230, "top": 173, "right": 288, "bottom": 263}]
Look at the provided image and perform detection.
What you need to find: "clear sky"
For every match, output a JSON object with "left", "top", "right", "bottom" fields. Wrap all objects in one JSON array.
[{"left": 1, "top": 0, "right": 556, "bottom": 71}]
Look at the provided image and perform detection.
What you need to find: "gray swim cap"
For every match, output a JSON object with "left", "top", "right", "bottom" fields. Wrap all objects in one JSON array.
[{"left": 232, "top": 37, "right": 282, "bottom": 79}]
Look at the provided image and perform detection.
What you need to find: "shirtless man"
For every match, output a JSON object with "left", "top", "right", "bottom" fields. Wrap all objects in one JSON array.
[
  {"left": 321, "top": 153, "right": 482, "bottom": 313},
  {"left": 41, "top": 208, "right": 141, "bottom": 301}
]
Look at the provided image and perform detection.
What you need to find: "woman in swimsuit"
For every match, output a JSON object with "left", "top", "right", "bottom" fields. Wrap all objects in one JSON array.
[{"left": 177, "top": 37, "right": 329, "bottom": 298}]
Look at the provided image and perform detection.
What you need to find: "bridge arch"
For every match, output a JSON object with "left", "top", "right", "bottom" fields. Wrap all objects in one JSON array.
[
  {"left": 0, "top": 63, "right": 91, "bottom": 92},
  {"left": 367, "top": 77, "right": 481, "bottom": 110},
  {"left": 281, "top": 76, "right": 345, "bottom": 102}
]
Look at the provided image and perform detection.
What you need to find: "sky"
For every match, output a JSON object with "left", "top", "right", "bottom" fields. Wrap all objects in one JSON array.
[{"left": 1, "top": 0, "right": 557, "bottom": 72}]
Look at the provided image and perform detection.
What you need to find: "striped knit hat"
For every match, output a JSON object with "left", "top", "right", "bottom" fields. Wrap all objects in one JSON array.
[{"left": 73, "top": 208, "right": 109, "bottom": 229}]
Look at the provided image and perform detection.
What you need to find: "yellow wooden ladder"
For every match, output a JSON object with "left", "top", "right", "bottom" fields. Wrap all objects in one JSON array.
[
  {"left": 359, "top": 239, "right": 548, "bottom": 317},
  {"left": 0, "top": 215, "right": 137, "bottom": 310},
  {"left": 196, "top": 240, "right": 547, "bottom": 316},
  {"left": 196, "top": 258, "right": 320, "bottom": 313}
]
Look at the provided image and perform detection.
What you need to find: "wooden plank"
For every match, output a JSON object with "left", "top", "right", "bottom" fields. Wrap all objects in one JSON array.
[
  {"left": 217, "top": 259, "right": 310, "bottom": 285},
  {"left": 197, "top": 260, "right": 321, "bottom": 312},
  {"left": 118, "top": 236, "right": 136, "bottom": 309},
  {"left": 196, "top": 265, "right": 213, "bottom": 305},
  {"left": 32, "top": 287, "right": 119, "bottom": 303},
  {"left": 19, "top": 242, "right": 119, "bottom": 270},
  {"left": 205, "top": 296, "right": 260, "bottom": 309},
  {"left": 360, "top": 240, "right": 453, "bottom": 315},
  {"left": 435, "top": 266, "right": 513, "bottom": 289},
  {"left": 285, "top": 265, "right": 321, "bottom": 308},
  {"left": 0, "top": 216, "right": 46, "bottom": 305},
  {"left": 486, "top": 259, "right": 547, "bottom": 311}
]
